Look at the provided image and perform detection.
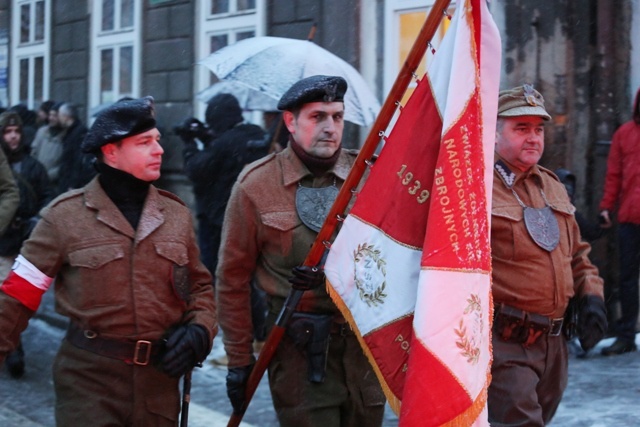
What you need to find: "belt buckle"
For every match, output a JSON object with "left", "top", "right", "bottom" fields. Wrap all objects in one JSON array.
[
  {"left": 549, "top": 318, "right": 563, "bottom": 336},
  {"left": 133, "top": 340, "right": 152, "bottom": 366}
]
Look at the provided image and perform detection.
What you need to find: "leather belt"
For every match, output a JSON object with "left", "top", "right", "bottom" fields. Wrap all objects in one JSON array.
[
  {"left": 494, "top": 304, "right": 564, "bottom": 347},
  {"left": 65, "top": 322, "right": 163, "bottom": 366}
]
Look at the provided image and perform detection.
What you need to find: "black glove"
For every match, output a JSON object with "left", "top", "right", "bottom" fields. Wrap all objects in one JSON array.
[
  {"left": 226, "top": 364, "right": 254, "bottom": 415},
  {"left": 288, "top": 265, "right": 325, "bottom": 291},
  {"left": 578, "top": 295, "right": 607, "bottom": 352},
  {"left": 175, "top": 118, "right": 206, "bottom": 143},
  {"left": 161, "top": 324, "right": 210, "bottom": 377}
]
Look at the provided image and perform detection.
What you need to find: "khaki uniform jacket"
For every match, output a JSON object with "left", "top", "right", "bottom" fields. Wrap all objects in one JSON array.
[
  {"left": 0, "top": 149, "right": 19, "bottom": 235},
  {"left": 0, "top": 177, "right": 216, "bottom": 360},
  {"left": 216, "top": 146, "right": 357, "bottom": 367},
  {"left": 491, "top": 157, "right": 604, "bottom": 319}
]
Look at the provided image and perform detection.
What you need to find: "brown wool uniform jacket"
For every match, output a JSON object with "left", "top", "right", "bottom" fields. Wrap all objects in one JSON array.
[
  {"left": 491, "top": 157, "right": 604, "bottom": 319},
  {"left": 0, "top": 177, "right": 216, "bottom": 362},
  {"left": 216, "top": 146, "right": 357, "bottom": 367}
]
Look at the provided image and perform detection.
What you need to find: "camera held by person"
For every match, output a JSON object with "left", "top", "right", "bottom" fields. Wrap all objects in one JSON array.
[{"left": 173, "top": 117, "right": 213, "bottom": 144}]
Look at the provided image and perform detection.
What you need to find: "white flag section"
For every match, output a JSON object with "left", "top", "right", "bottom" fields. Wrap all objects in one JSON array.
[{"left": 324, "top": 0, "right": 501, "bottom": 425}]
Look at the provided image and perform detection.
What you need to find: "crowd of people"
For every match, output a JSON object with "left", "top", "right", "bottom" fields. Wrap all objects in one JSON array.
[{"left": 0, "top": 79, "right": 637, "bottom": 427}]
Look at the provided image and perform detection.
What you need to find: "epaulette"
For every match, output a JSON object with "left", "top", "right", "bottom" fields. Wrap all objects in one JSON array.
[
  {"left": 237, "top": 152, "right": 276, "bottom": 182},
  {"left": 158, "top": 189, "right": 187, "bottom": 206},
  {"left": 39, "top": 188, "right": 84, "bottom": 216},
  {"left": 537, "top": 165, "right": 562, "bottom": 183},
  {"left": 46, "top": 188, "right": 85, "bottom": 208}
]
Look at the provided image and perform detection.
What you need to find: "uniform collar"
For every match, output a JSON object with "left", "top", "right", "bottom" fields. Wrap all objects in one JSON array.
[
  {"left": 84, "top": 177, "right": 164, "bottom": 243},
  {"left": 281, "top": 145, "right": 351, "bottom": 187},
  {"left": 495, "top": 154, "right": 544, "bottom": 188}
]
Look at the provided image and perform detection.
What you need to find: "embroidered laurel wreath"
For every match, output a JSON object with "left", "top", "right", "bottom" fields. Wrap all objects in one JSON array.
[
  {"left": 454, "top": 294, "right": 483, "bottom": 364},
  {"left": 353, "top": 243, "right": 387, "bottom": 306}
]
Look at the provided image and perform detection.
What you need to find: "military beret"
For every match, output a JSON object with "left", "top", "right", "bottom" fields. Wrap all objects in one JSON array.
[
  {"left": 82, "top": 96, "right": 157, "bottom": 153},
  {"left": 277, "top": 75, "right": 348, "bottom": 111},
  {"left": 498, "top": 84, "right": 551, "bottom": 120}
]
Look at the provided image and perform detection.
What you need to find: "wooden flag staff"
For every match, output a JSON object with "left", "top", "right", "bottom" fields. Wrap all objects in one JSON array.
[{"left": 226, "top": 1, "right": 452, "bottom": 425}]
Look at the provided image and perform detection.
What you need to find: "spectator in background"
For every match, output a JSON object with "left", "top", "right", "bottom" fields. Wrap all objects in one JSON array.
[
  {"left": 555, "top": 168, "right": 605, "bottom": 243},
  {"left": 8, "top": 104, "right": 37, "bottom": 148},
  {"left": 181, "top": 93, "right": 270, "bottom": 276},
  {"left": 0, "top": 111, "right": 54, "bottom": 378},
  {"left": 180, "top": 94, "right": 271, "bottom": 362},
  {"left": 0, "top": 149, "right": 19, "bottom": 235},
  {"left": 36, "top": 100, "right": 56, "bottom": 128},
  {"left": 31, "top": 102, "right": 66, "bottom": 191},
  {"left": 57, "top": 102, "right": 95, "bottom": 193},
  {"left": 598, "top": 86, "right": 640, "bottom": 356}
]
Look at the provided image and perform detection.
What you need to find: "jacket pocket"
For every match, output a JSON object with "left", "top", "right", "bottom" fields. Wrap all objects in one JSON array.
[
  {"left": 261, "top": 211, "right": 299, "bottom": 232},
  {"left": 67, "top": 243, "right": 126, "bottom": 308},
  {"left": 260, "top": 211, "right": 301, "bottom": 256},
  {"left": 68, "top": 244, "right": 124, "bottom": 269},
  {"left": 491, "top": 205, "right": 524, "bottom": 261},
  {"left": 154, "top": 241, "right": 189, "bottom": 266},
  {"left": 550, "top": 202, "right": 575, "bottom": 257}
]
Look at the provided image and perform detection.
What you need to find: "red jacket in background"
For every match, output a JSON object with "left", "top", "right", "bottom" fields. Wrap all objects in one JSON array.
[{"left": 600, "top": 87, "right": 640, "bottom": 224}]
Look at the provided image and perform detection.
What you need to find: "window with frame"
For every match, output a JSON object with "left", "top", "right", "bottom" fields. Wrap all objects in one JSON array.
[
  {"left": 90, "top": 0, "right": 140, "bottom": 111},
  {"left": 10, "top": 0, "right": 50, "bottom": 109},
  {"left": 195, "top": 0, "right": 265, "bottom": 119},
  {"left": 384, "top": 0, "right": 456, "bottom": 103},
  {"left": 210, "top": 0, "right": 256, "bottom": 16}
]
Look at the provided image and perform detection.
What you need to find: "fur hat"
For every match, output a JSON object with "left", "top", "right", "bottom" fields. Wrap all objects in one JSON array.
[
  {"left": 0, "top": 111, "right": 23, "bottom": 132},
  {"left": 82, "top": 96, "right": 156, "bottom": 153},
  {"left": 277, "top": 75, "right": 347, "bottom": 111},
  {"left": 498, "top": 84, "right": 551, "bottom": 120}
]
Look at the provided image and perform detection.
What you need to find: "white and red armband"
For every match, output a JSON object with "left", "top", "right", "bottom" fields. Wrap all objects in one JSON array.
[{"left": 0, "top": 255, "right": 54, "bottom": 311}]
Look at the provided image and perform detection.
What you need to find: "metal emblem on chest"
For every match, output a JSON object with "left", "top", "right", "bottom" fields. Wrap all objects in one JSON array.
[
  {"left": 523, "top": 206, "right": 560, "bottom": 252},
  {"left": 295, "top": 184, "right": 339, "bottom": 232}
]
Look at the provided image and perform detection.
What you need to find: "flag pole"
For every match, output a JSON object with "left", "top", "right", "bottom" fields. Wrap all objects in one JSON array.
[{"left": 226, "top": 2, "right": 452, "bottom": 425}]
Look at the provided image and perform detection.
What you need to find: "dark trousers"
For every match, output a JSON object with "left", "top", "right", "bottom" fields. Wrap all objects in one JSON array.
[
  {"left": 488, "top": 334, "right": 568, "bottom": 426},
  {"left": 616, "top": 223, "right": 640, "bottom": 342},
  {"left": 267, "top": 317, "right": 385, "bottom": 427}
]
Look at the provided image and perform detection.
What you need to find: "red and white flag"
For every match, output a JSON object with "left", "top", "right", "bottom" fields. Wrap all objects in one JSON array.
[{"left": 324, "top": 0, "right": 501, "bottom": 425}]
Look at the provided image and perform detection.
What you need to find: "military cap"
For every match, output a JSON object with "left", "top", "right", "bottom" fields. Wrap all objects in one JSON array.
[
  {"left": 277, "top": 75, "right": 348, "bottom": 111},
  {"left": 82, "top": 96, "right": 156, "bottom": 153},
  {"left": 498, "top": 84, "right": 551, "bottom": 120}
]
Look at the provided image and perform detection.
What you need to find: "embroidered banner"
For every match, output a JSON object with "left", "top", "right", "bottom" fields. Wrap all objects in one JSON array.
[{"left": 324, "top": 0, "right": 501, "bottom": 424}]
